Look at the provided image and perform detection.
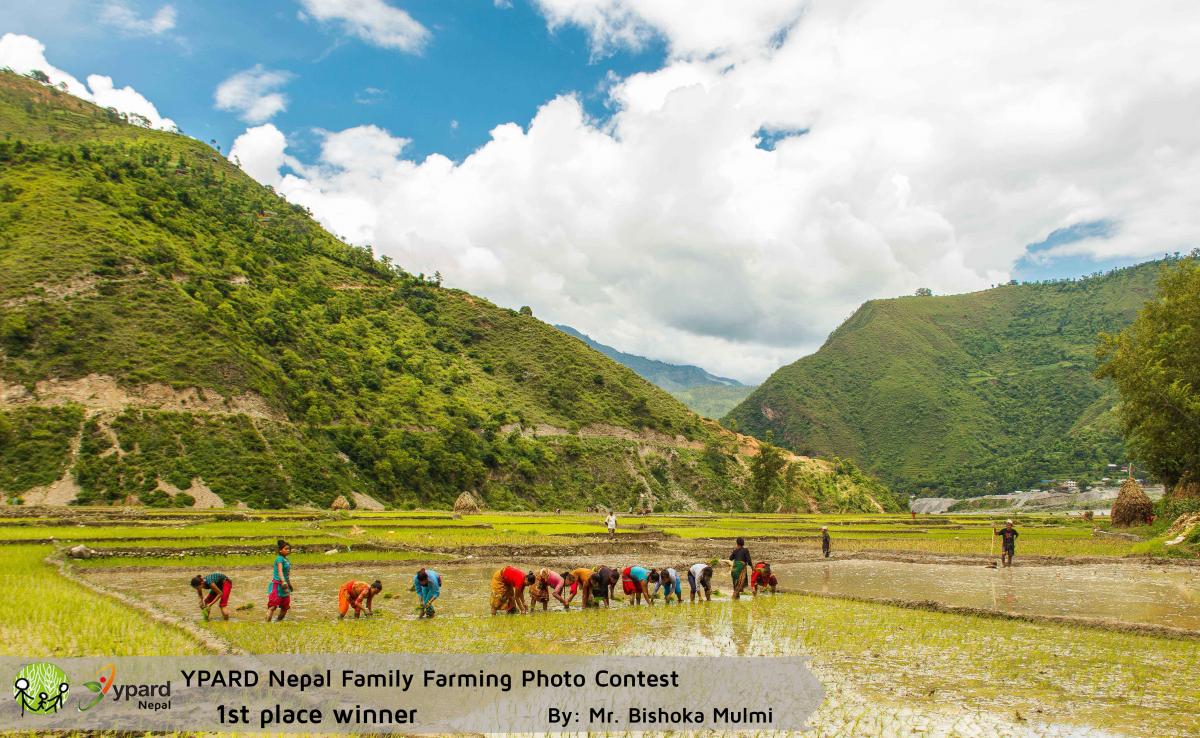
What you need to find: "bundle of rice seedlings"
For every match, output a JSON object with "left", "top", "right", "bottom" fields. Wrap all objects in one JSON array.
[{"left": 1110, "top": 477, "right": 1153, "bottom": 527}]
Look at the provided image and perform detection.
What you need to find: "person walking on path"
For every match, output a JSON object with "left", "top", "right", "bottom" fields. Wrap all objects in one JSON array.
[
  {"left": 490, "top": 566, "right": 535, "bottom": 614},
  {"left": 821, "top": 527, "right": 831, "bottom": 558},
  {"left": 688, "top": 562, "right": 713, "bottom": 602},
  {"left": 729, "top": 538, "right": 752, "bottom": 599},
  {"left": 338, "top": 580, "right": 382, "bottom": 619},
  {"left": 994, "top": 520, "right": 1019, "bottom": 567},
  {"left": 266, "top": 539, "right": 292, "bottom": 622},
  {"left": 413, "top": 568, "right": 441, "bottom": 618},
  {"left": 192, "top": 572, "right": 233, "bottom": 621},
  {"left": 605, "top": 511, "right": 618, "bottom": 538}
]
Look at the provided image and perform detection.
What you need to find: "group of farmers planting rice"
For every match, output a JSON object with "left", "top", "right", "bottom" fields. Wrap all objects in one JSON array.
[{"left": 189, "top": 516, "right": 1022, "bottom": 621}]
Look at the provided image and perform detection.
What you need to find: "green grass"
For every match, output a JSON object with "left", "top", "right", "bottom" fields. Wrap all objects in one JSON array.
[{"left": 0, "top": 546, "right": 203, "bottom": 656}]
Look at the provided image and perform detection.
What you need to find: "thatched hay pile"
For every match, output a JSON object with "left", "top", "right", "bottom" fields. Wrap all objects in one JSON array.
[
  {"left": 330, "top": 494, "right": 351, "bottom": 511},
  {"left": 1168, "top": 472, "right": 1200, "bottom": 502},
  {"left": 453, "top": 492, "right": 481, "bottom": 514},
  {"left": 1110, "top": 477, "right": 1153, "bottom": 527}
]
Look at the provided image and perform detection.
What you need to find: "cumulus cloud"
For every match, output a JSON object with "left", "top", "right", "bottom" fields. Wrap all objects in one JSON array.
[
  {"left": 99, "top": 2, "right": 177, "bottom": 36},
  {"left": 298, "top": 0, "right": 429, "bottom": 53},
  {"left": 0, "top": 33, "right": 177, "bottom": 130},
  {"left": 230, "top": 0, "right": 1200, "bottom": 381},
  {"left": 214, "top": 65, "right": 292, "bottom": 123}
]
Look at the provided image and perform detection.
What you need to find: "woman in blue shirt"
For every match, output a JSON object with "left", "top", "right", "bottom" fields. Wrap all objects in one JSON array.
[{"left": 266, "top": 539, "right": 292, "bottom": 622}]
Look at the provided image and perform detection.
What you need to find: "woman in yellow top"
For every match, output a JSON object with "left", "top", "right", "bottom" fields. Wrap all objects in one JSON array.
[{"left": 564, "top": 568, "right": 594, "bottom": 608}]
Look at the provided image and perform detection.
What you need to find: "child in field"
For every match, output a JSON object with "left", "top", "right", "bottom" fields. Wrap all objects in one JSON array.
[
  {"left": 338, "top": 579, "right": 382, "bottom": 619},
  {"left": 490, "top": 566, "right": 535, "bottom": 614},
  {"left": 266, "top": 539, "right": 292, "bottom": 622},
  {"left": 192, "top": 572, "right": 233, "bottom": 620},
  {"left": 564, "top": 567, "right": 594, "bottom": 608},
  {"left": 729, "top": 537, "right": 752, "bottom": 599},
  {"left": 751, "top": 562, "right": 777, "bottom": 595},
  {"left": 688, "top": 562, "right": 713, "bottom": 602},
  {"left": 654, "top": 567, "right": 682, "bottom": 603},
  {"left": 413, "top": 568, "right": 441, "bottom": 617}
]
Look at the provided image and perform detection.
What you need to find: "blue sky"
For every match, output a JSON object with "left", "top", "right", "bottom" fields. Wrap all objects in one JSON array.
[
  {"left": 1, "top": 1, "right": 665, "bottom": 161},
  {"left": 2, "top": 0, "right": 1196, "bottom": 380}
]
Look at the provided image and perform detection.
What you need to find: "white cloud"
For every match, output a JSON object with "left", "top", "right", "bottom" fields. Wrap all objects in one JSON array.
[
  {"left": 214, "top": 66, "right": 292, "bottom": 123},
  {"left": 0, "top": 33, "right": 177, "bottom": 130},
  {"left": 99, "top": 2, "right": 177, "bottom": 36},
  {"left": 298, "top": 0, "right": 429, "bottom": 53},
  {"left": 229, "top": 0, "right": 1200, "bottom": 382}
]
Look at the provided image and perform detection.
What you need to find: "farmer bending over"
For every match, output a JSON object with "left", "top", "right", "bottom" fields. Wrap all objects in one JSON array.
[
  {"left": 688, "top": 562, "right": 713, "bottom": 602},
  {"left": 751, "top": 562, "right": 777, "bottom": 595},
  {"left": 994, "top": 520, "right": 1019, "bottom": 567},
  {"left": 192, "top": 572, "right": 233, "bottom": 620},
  {"left": 413, "top": 568, "right": 441, "bottom": 618},
  {"left": 564, "top": 567, "right": 595, "bottom": 608},
  {"left": 590, "top": 565, "right": 621, "bottom": 607},
  {"left": 654, "top": 567, "right": 682, "bottom": 603},
  {"left": 623, "top": 565, "right": 655, "bottom": 605},
  {"left": 491, "top": 566, "right": 535, "bottom": 614},
  {"left": 339, "top": 579, "right": 382, "bottom": 619}
]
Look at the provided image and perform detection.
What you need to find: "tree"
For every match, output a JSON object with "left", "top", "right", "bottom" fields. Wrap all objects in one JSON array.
[
  {"left": 1096, "top": 258, "right": 1200, "bottom": 487},
  {"left": 27, "top": 69, "right": 50, "bottom": 84},
  {"left": 749, "top": 439, "right": 787, "bottom": 511},
  {"left": 915, "top": 287, "right": 933, "bottom": 297},
  {"left": 518, "top": 305, "right": 533, "bottom": 316}
]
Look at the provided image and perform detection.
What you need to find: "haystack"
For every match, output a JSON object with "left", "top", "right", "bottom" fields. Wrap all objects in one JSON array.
[
  {"left": 330, "top": 494, "right": 351, "bottom": 511},
  {"left": 453, "top": 492, "right": 481, "bottom": 514},
  {"left": 1110, "top": 477, "right": 1153, "bottom": 527},
  {"left": 1168, "top": 471, "right": 1200, "bottom": 502}
]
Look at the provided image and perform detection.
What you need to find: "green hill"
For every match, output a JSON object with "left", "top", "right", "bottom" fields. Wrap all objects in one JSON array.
[
  {"left": 0, "top": 72, "right": 896, "bottom": 513},
  {"left": 554, "top": 324, "right": 755, "bottom": 417},
  {"left": 726, "top": 262, "right": 1165, "bottom": 496}
]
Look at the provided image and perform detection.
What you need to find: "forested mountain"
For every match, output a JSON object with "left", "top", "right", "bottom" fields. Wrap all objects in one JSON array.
[
  {"left": 726, "top": 262, "right": 1165, "bottom": 496},
  {"left": 555, "top": 325, "right": 755, "bottom": 417},
  {"left": 0, "top": 71, "right": 897, "bottom": 513}
]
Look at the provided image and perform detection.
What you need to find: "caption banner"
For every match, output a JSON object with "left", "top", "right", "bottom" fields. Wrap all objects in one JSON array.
[{"left": 2, "top": 653, "right": 823, "bottom": 733}]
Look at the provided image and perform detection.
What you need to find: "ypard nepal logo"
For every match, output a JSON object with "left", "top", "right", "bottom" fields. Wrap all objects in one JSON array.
[{"left": 11, "top": 662, "right": 116, "bottom": 716}]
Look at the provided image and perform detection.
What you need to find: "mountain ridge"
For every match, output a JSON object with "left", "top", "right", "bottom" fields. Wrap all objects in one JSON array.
[{"left": 726, "top": 261, "right": 1165, "bottom": 496}]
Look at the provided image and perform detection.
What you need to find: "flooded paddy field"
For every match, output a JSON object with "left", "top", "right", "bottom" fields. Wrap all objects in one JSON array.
[
  {"left": 4, "top": 507, "right": 1198, "bottom": 736},
  {"left": 773, "top": 559, "right": 1200, "bottom": 632}
]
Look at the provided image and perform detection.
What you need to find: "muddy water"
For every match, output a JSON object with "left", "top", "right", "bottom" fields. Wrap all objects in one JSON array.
[
  {"left": 89, "top": 563, "right": 582, "bottom": 622},
  {"left": 772, "top": 560, "right": 1200, "bottom": 630}
]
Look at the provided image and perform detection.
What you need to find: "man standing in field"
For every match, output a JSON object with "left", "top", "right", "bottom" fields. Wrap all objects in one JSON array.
[
  {"left": 491, "top": 566, "right": 535, "bottom": 614},
  {"left": 413, "top": 568, "right": 440, "bottom": 618},
  {"left": 994, "top": 520, "right": 1019, "bottom": 567},
  {"left": 605, "top": 510, "right": 618, "bottom": 538},
  {"left": 338, "top": 579, "right": 382, "bottom": 619},
  {"left": 729, "top": 537, "right": 752, "bottom": 599},
  {"left": 821, "top": 527, "right": 831, "bottom": 558},
  {"left": 191, "top": 572, "right": 233, "bottom": 620},
  {"left": 688, "top": 562, "right": 713, "bottom": 602}
]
